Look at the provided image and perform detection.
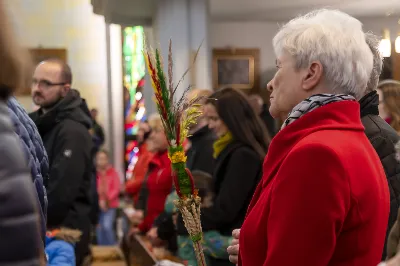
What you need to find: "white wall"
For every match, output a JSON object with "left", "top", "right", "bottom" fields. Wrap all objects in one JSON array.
[
  {"left": 211, "top": 16, "right": 400, "bottom": 87},
  {"left": 7, "top": 0, "right": 110, "bottom": 149}
]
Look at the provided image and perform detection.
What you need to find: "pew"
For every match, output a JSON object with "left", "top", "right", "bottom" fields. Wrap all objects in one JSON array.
[{"left": 121, "top": 207, "right": 183, "bottom": 266}]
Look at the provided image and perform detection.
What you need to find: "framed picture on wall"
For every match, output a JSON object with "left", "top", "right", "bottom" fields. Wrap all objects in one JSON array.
[
  {"left": 212, "top": 48, "right": 260, "bottom": 91},
  {"left": 29, "top": 48, "right": 67, "bottom": 63}
]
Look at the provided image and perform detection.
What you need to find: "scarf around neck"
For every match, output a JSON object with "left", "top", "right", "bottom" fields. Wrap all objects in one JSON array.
[
  {"left": 213, "top": 131, "right": 234, "bottom": 158},
  {"left": 281, "top": 94, "right": 355, "bottom": 130}
]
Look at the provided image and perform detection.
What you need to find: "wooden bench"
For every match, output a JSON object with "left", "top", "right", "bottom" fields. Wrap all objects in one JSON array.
[{"left": 121, "top": 208, "right": 183, "bottom": 266}]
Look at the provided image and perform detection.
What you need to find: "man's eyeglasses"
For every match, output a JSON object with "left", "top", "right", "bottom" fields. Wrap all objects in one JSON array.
[{"left": 32, "top": 79, "right": 67, "bottom": 89}]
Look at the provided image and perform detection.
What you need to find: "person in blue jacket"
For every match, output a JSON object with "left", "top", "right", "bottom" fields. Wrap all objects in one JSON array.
[{"left": 45, "top": 228, "right": 81, "bottom": 266}]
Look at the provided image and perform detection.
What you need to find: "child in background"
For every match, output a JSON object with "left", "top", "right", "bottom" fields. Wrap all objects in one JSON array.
[
  {"left": 96, "top": 149, "right": 121, "bottom": 245},
  {"left": 157, "top": 170, "right": 233, "bottom": 265},
  {"left": 45, "top": 228, "right": 81, "bottom": 265}
]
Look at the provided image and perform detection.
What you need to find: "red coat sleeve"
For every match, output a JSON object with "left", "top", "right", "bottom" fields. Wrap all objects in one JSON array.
[
  {"left": 137, "top": 213, "right": 158, "bottom": 233},
  {"left": 264, "top": 143, "right": 351, "bottom": 266},
  {"left": 125, "top": 178, "right": 144, "bottom": 196}
]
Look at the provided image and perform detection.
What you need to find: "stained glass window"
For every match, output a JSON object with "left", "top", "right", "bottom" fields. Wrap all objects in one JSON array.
[{"left": 123, "top": 26, "right": 146, "bottom": 171}]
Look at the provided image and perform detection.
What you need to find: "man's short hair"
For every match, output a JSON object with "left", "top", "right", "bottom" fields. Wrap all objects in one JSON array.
[{"left": 41, "top": 58, "right": 72, "bottom": 84}]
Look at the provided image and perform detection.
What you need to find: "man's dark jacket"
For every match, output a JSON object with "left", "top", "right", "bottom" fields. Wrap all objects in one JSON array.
[
  {"left": 359, "top": 90, "right": 400, "bottom": 259},
  {"left": 30, "top": 89, "right": 93, "bottom": 264}
]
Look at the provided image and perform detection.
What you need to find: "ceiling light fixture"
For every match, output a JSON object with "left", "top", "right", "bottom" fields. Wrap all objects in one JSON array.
[
  {"left": 396, "top": 34, "right": 400, "bottom": 53},
  {"left": 379, "top": 29, "right": 391, "bottom": 57}
]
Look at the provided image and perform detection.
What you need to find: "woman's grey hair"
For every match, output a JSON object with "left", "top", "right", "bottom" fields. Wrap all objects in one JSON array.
[
  {"left": 365, "top": 32, "right": 383, "bottom": 96},
  {"left": 273, "top": 9, "right": 373, "bottom": 99}
]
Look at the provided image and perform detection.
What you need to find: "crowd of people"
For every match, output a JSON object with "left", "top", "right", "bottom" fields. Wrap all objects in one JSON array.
[{"left": 1, "top": 1, "right": 400, "bottom": 266}]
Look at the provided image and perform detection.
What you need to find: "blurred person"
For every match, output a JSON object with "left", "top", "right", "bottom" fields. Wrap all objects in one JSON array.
[
  {"left": 377, "top": 80, "right": 400, "bottom": 132},
  {"left": 134, "top": 114, "right": 173, "bottom": 233},
  {"left": 90, "top": 108, "right": 105, "bottom": 153},
  {"left": 359, "top": 34, "right": 400, "bottom": 260},
  {"left": 7, "top": 96, "right": 49, "bottom": 242},
  {"left": 125, "top": 120, "right": 154, "bottom": 205},
  {"left": 95, "top": 149, "right": 120, "bottom": 245},
  {"left": 379, "top": 252, "right": 400, "bottom": 266},
  {"left": 248, "top": 93, "right": 276, "bottom": 137},
  {"left": 29, "top": 59, "right": 93, "bottom": 265},
  {"left": 238, "top": 9, "right": 389, "bottom": 266},
  {"left": 45, "top": 228, "right": 81, "bottom": 266},
  {"left": 177, "top": 87, "right": 269, "bottom": 266},
  {"left": 0, "top": 0, "right": 44, "bottom": 264},
  {"left": 161, "top": 170, "right": 234, "bottom": 265},
  {"left": 388, "top": 209, "right": 400, "bottom": 260},
  {"left": 146, "top": 212, "right": 178, "bottom": 257},
  {"left": 185, "top": 89, "right": 215, "bottom": 174}
]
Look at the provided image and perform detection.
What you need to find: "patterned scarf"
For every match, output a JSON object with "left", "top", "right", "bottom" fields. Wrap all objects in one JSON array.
[{"left": 281, "top": 94, "right": 355, "bottom": 130}]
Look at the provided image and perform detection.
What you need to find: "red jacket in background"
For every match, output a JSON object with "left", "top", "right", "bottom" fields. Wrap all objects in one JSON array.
[
  {"left": 97, "top": 166, "right": 121, "bottom": 209},
  {"left": 137, "top": 150, "right": 173, "bottom": 233},
  {"left": 239, "top": 101, "right": 390, "bottom": 266},
  {"left": 125, "top": 143, "right": 153, "bottom": 204}
]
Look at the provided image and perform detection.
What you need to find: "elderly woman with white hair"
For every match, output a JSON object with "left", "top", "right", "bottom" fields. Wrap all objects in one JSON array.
[{"left": 237, "top": 9, "right": 389, "bottom": 266}]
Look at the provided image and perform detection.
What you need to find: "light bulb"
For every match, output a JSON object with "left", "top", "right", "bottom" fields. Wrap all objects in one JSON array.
[
  {"left": 395, "top": 35, "right": 400, "bottom": 53},
  {"left": 379, "top": 38, "right": 392, "bottom": 57}
]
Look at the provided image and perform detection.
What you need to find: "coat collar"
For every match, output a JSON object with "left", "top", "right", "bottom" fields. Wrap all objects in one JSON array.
[
  {"left": 149, "top": 150, "right": 169, "bottom": 169},
  {"left": 188, "top": 125, "right": 213, "bottom": 142},
  {"left": 359, "top": 90, "right": 379, "bottom": 117},
  {"left": 262, "top": 100, "right": 364, "bottom": 188}
]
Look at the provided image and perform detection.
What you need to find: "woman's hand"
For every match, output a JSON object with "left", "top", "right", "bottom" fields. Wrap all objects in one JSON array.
[
  {"left": 130, "top": 209, "right": 144, "bottom": 224},
  {"left": 99, "top": 200, "right": 108, "bottom": 212},
  {"left": 227, "top": 229, "right": 240, "bottom": 265},
  {"left": 129, "top": 226, "right": 141, "bottom": 236},
  {"left": 147, "top": 227, "right": 159, "bottom": 241},
  {"left": 379, "top": 253, "right": 400, "bottom": 266}
]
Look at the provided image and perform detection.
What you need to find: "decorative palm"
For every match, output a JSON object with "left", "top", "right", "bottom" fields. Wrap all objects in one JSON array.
[{"left": 143, "top": 40, "right": 207, "bottom": 266}]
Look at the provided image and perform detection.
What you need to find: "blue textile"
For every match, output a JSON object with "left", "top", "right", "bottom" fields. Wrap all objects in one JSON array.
[
  {"left": 7, "top": 97, "right": 49, "bottom": 241},
  {"left": 45, "top": 236, "right": 76, "bottom": 266},
  {"left": 96, "top": 208, "right": 117, "bottom": 245}
]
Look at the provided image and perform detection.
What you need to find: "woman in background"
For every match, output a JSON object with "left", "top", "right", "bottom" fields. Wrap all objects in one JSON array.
[
  {"left": 96, "top": 149, "right": 121, "bottom": 245},
  {"left": 134, "top": 114, "right": 173, "bottom": 233},
  {"left": 377, "top": 80, "right": 400, "bottom": 132},
  {"left": 176, "top": 87, "right": 269, "bottom": 266},
  {"left": 125, "top": 120, "right": 153, "bottom": 205}
]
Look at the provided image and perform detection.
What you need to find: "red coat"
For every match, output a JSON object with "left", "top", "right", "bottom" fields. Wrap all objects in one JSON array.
[
  {"left": 239, "top": 101, "right": 389, "bottom": 266},
  {"left": 97, "top": 166, "right": 120, "bottom": 208},
  {"left": 137, "top": 150, "right": 173, "bottom": 232},
  {"left": 125, "top": 143, "right": 153, "bottom": 204}
]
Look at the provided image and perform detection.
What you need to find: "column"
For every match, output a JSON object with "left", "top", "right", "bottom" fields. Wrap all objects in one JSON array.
[
  {"left": 154, "top": 0, "right": 212, "bottom": 98},
  {"left": 189, "top": 0, "right": 212, "bottom": 90}
]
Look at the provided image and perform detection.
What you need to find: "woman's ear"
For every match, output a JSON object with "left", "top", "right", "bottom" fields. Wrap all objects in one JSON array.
[{"left": 302, "top": 61, "right": 323, "bottom": 92}]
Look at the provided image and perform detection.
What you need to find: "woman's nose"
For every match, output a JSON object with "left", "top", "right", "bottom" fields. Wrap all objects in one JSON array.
[{"left": 266, "top": 80, "right": 273, "bottom": 92}]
